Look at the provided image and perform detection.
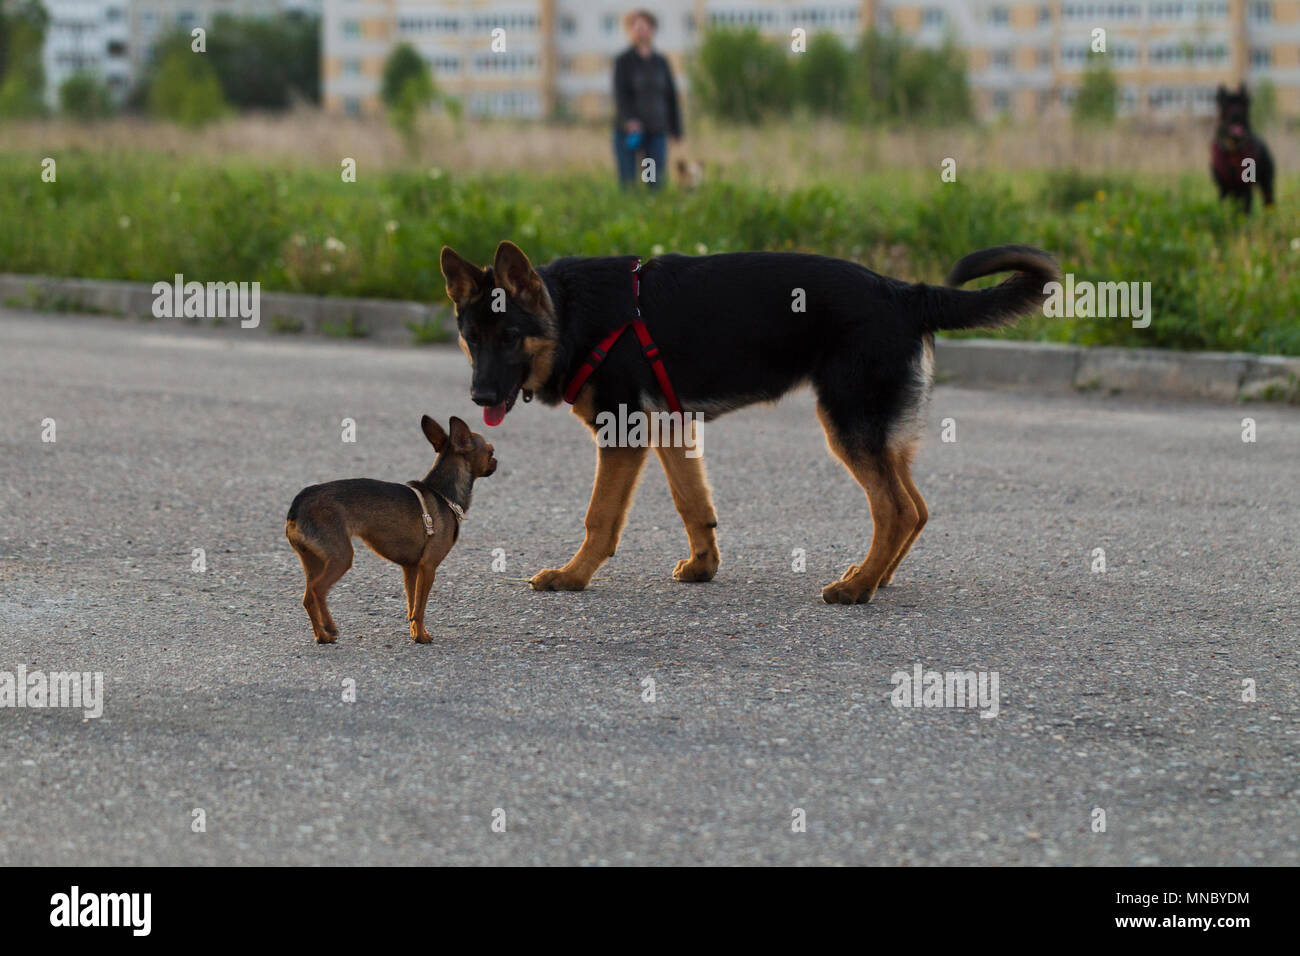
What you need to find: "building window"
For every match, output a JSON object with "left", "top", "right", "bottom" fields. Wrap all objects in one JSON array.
[
  {"left": 426, "top": 55, "right": 461, "bottom": 74},
  {"left": 922, "top": 7, "right": 945, "bottom": 27},
  {"left": 1248, "top": 1, "right": 1272, "bottom": 22},
  {"left": 1249, "top": 47, "right": 1271, "bottom": 68},
  {"left": 1038, "top": 4, "right": 1052, "bottom": 24},
  {"left": 992, "top": 89, "right": 1011, "bottom": 112},
  {"left": 989, "top": 7, "right": 1010, "bottom": 27},
  {"left": 342, "top": 20, "right": 361, "bottom": 39},
  {"left": 343, "top": 97, "right": 361, "bottom": 116},
  {"left": 992, "top": 50, "right": 1012, "bottom": 70}
]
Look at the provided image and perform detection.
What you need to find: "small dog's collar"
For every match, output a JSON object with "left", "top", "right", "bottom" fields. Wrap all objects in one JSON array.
[{"left": 408, "top": 482, "right": 466, "bottom": 531}]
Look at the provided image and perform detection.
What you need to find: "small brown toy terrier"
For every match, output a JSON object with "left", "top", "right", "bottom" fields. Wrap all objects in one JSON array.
[{"left": 285, "top": 415, "right": 497, "bottom": 644}]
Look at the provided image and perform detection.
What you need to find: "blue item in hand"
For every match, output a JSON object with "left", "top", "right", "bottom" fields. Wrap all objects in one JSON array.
[{"left": 625, "top": 130, "right": 643, "bottom": 150}]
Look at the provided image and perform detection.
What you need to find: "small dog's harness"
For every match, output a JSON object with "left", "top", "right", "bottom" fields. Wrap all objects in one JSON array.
[
  {"left": 407, "top": 482, "right": 465, "bottom": 537},
  {"left": 562, "top": 256, "right": 683, "bottom": 415}
]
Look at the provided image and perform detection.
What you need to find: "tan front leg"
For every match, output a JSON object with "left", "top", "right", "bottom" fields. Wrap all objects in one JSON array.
[
  {"left": 531, "top": 444, "right": 649, "bottom": 591},
  {"left": 655, "top": 436, "right": 720, "bottom": 582},
  {"left": 409, "top": 564, "right": 435, "bottom": 643},
  {"left": 401, "top": 565, "right": 418, "bottom": 624}
]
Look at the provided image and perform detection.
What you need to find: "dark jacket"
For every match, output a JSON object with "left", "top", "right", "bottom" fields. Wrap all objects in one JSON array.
[{"left": 612, "top": 47, "right": 682, "bottom": 138}]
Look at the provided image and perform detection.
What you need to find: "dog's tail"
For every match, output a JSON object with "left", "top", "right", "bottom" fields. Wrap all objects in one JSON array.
[{"left": 918, "top": 245, "right": 1061, "bottom": 333}]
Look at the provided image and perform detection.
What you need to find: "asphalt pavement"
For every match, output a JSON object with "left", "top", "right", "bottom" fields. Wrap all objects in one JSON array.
[{"left": 1, "top": 309, "right": 1296, "bottom": 865}]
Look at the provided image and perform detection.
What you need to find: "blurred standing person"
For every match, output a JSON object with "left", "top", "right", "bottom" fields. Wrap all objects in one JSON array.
[{"left": 612, "top": 9, "right": 682, "bottom": 189}]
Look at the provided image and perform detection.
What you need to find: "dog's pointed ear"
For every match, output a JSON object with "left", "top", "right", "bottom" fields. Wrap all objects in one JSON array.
[
  {"left": 421, "top": 414, "right": 449, "bottom": 452},
  {"left": 493, "top": 240, "right": 542, "bottom": 301},
  {"left": 441, "top": 246, "right": 486, "bottom": 307},
  {"left": 448, "top": 415, "right": 474, "bottom": 452},
  {"left": 1216, "top": 84, "right": 1228, "bottom": 102},
  {"left": 1238, "top": 82, "right": 1250, "bottom": 102}
]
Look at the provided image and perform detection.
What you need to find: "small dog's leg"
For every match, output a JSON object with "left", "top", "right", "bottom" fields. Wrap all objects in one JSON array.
[
  {"left": 402, "top": 565, "right": 418, "bottom": 625},
  {"left": 310, "top": 545, "right": 353, "bottom": 643},
  {"left": 409, "top": 565, "right": 435, "bottom": 643},
  {"left": 655, "top": 438, "right": 720, "bottom": 583},
  {"left": 531, "top": 444, "right": 648, "bottom": 591},
  {"left": 290, "top": 535, "right": 331, "bottom": 642}
]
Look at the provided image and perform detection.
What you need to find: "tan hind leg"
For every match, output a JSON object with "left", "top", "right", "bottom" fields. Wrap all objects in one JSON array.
[
  {"left": 530, "top": 443, "right": 649, "bottom": 591},
  {"left": 817, "top": 407, "right": 919, "bottom": 605},
  {"left": 654, "top": 426, "right": 720, "bottom": 582},
  {"left": 879, "top": 446, "right": 928, "bottom": 587},
  {"left": 402, "top": 565, "right": 418, "bottom": 627},
  {"left": 289, "top": 528, "right": 332, "bottom": 641},
  {"left": 307, "top": 536, "right": 353, "bottom": 643}
]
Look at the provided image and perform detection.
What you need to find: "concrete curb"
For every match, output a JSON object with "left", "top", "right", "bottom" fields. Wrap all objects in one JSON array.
[
  {"left": 933, "top": 339, "right": 1300, "bottom": 404},
  {"left": 3, "top": 273, "right": 1297, "bottom": 404},
  {"left": 0, "top": 273, "right": 451, "bottom": 346}
]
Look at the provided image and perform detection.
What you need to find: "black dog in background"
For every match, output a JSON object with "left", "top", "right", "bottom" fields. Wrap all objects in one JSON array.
[{"left": 1212, "top": 84, "right": 1275, "bottom": 213}]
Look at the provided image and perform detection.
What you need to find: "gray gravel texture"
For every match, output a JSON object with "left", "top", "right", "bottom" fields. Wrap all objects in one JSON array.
[{"left": 1, "top": 310, "right": 1297, "bottom": 866}]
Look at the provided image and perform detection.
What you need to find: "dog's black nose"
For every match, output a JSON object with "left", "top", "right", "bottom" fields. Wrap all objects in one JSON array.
[{"left": 471, "top": 388, "right": 498, "bottom": 406}]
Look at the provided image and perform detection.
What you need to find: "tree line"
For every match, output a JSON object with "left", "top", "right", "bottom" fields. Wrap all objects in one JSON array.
[{"left": 0, "top": 2, "right": 317, "bottom": 123}]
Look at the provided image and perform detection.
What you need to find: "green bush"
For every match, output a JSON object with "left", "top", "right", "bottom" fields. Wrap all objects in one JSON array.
[
  {"left": 147, "top": 37, "right": 229, "bottom": 127},
  {"left": 381, "top": 44, "right": 437, "bottom": 148},
  {"left": 205, "top": 12, "right": 320, "bottom": 109},
  {"left": 59, "top": 72, "right": 113, "bottom": 120},
  {"left": 853, "top": 28, "right": 972, "bottom": 125},
  {"left": 690, "top": 27, "right": 794, "bottom": 124},
  {"left": 1073, "top": 52, "right": 1118, "bottom": 126},
  {"left": 0, "top": 0, "right": 48, "bottom": 118},
  {"left": 797, "top": 33, "right": 853, "bottom": 116},
  {"left": 692, "top": 26, "right": 970, "bottom": 126}
]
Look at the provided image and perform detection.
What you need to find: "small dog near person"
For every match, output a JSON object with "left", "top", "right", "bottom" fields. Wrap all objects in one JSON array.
[
  {"left": 285, "top": 415, "right": 497, "bottom": 643},
  {"left": 440, "top": 240, "right": 1059, "bottom": 605},
  {"left": 1212, "top": 83, "right": 1275, "bottom": 213}
]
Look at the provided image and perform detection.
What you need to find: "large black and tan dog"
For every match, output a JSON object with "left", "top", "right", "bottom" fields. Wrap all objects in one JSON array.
[{"left": 440, "top": 242, "right": 1059, "bottom": 604}]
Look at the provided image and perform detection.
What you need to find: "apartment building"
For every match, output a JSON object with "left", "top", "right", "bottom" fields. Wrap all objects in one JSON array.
[
  {"left": 892, "top": 0, "right": 1300, "bottom": 119},
  {"left": 322, "top": 0, "right": 1298, "bottom": 121},
  {"left": 321, "top": 0, "right": 867, "bottom": 117},
  {"left": 41, "top": 0, "right": 132, "bottom": 106},
  {"left": 39, "top": 0, "right": 322, "bottom": 106}
]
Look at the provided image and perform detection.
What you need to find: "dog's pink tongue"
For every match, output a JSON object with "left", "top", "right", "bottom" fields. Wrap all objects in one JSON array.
[{"left": 483, "top": 403, "right": 508, "bottom": 427}]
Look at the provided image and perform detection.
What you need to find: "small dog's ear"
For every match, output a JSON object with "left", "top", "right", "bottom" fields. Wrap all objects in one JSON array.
[
  {"left": 421, "top": 414, "right": 449, "bottom": 452},
  {"left": 441, "top": 246, "right": 486, "bottom": 307},
  {"left": 448, "top": 415, "right": 474, "bottom": 451},
  {"left": 1216, "top": 84, "right": 1228, "bottom": 103},
  {"left": 493, "top": 240, "right": 543, "bottom": 303},
  {"left": 1238, "top": 83, "right": 1249, "bottom": 102}
]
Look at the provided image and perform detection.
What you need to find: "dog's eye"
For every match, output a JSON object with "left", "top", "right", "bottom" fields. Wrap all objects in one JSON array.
[{"left": 501, "top": 330, "right": 520, "bottom": 348}]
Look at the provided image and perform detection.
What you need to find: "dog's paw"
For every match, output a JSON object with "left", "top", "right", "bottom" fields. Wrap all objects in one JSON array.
[
  {"left": 412, "top": 631, "right": 432, "bottom": 644},
  {"left": 673, "top": 554, "right": 718, "bottom": 582},
  {"left": 821, "top": 579, "right": 874, "bottom": 605},
  {"left": 314, "top": 632, "right": 337, "bottom": 644},
  {"left": 529, "top": 568, "right": 590, "bottom": 591}
]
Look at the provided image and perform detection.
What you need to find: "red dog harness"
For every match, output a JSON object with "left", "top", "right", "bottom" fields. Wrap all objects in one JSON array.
[
  {"left": 562, "top": 257, "right": 683, "bottom": 415},
  {"left": 1212, "top": 139, "right": 1257, "bottom": 183}
]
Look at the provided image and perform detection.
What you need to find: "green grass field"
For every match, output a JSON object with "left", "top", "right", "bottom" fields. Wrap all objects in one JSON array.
[{"left": 3, "top": 150, "right": 1298, "bottom": 354}]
